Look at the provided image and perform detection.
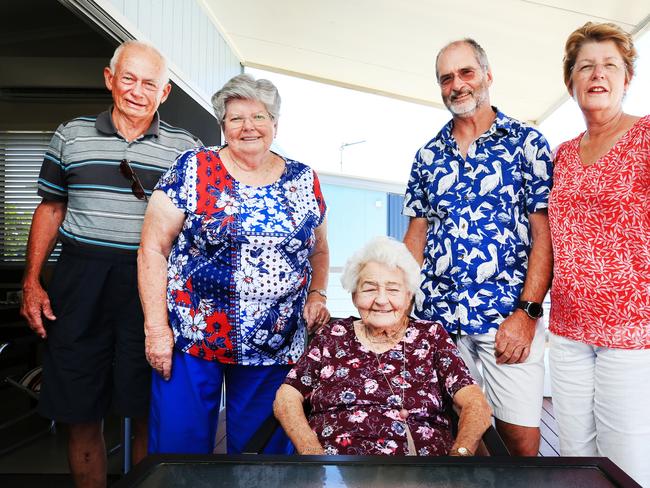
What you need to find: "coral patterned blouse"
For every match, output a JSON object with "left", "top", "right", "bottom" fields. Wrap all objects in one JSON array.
[
  {"left": 284, "top": 317, "right": 476, "bottom": 456},
  {"left": 548, "top": 115, "right": 650, "bottom": 349}
]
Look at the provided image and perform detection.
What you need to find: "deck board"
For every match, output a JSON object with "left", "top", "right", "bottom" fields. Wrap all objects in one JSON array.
[{"left": 539, "top": 397, "right": 560, "bottom": 456}]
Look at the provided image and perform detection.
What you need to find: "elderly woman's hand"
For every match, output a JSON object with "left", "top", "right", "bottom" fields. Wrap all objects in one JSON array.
[
  {"left": 145, "top": 326, "right": 174, "bottom": 380},
  {"left": 303, "top": 293, "right": 330, "bottom": 333}
]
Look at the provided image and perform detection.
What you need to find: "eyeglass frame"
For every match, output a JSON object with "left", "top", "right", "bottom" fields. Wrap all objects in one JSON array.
[
  {"left": 222, "top": 111, "right": 274, "bottom": 128},
  {"left": 571, "top": 60, "right": 625, "bottom": 77},
  {"left": 119, "top": 159, "right": 149, "bottom": 201}
]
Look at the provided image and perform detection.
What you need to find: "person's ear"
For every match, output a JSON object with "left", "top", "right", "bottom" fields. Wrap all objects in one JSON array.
[
  {"left": 104, "top": 67, "right": 114, "bottom": 92},
  {"left": 159, "top": 83, "right": 172, "bottom": 105}
]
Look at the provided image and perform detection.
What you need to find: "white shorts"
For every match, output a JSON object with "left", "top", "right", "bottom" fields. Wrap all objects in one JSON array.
[
  {"left": 455, "top": 320, "right": 545, "bottom": 428},
  {"left": 550, "top": 333, "right": 650, "bottom": 488}
]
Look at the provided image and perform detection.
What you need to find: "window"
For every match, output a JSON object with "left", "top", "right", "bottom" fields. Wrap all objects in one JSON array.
[{"left": 0, "top": 131, "right": 58, "bottom": 264}]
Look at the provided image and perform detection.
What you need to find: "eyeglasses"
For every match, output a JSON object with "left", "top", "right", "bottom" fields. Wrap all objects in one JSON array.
[
  {"left": 223, "top": 112, "right": 273, "bottom": 128},
  {"left": 119, "top": 159, "right": 148, "bottom": 201},
  {"left": 573, "top": 61, "right": 623, "bottom": 76}
]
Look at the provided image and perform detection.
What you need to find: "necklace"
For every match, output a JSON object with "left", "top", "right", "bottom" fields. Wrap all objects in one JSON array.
[
  {"left": 371, "top": 328, "right": 417, "bottom": 456},
  {"left": 224, "top": 146, "right": 274, "bottom": 177},
  {"left": 372, "top": 335, "right": 409, "bottom": 421}
]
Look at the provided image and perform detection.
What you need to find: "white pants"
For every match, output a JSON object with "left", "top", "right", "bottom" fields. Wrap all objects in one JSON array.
[
  {"left": 455, "top": 321, "right": 546, "bottom": 427},
  {"left": 550, "top": 333, "right": 650, "bottom": 488}
]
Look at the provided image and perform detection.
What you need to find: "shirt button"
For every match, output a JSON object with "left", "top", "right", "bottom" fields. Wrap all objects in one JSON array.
[
  {"left": 459, "top": 253, "right": 466, "bottom": 260},
  {"left": 464, "top": 164, "right": 472, "bottom": 171}
]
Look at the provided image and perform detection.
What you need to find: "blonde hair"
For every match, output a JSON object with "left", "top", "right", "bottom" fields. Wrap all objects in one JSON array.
[{"left": 563, "top": 22, "right": 636, "bottom": 92}]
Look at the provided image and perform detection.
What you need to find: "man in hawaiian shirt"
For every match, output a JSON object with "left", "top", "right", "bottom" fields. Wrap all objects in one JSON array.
[{"left": 403, "top": 38, "right": 553, "bottom": 455}]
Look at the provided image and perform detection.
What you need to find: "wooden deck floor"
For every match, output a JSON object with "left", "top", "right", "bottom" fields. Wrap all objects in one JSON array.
[
  {"left": 214, "top": 397, "right": 561, "bottom": 456},
  {"left": 539, "top": 397, "right": 560, "bottom": 457}
]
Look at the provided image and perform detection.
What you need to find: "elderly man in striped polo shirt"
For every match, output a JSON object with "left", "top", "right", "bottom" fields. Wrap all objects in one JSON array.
[{"left": 20, "top": 40, "right": 200, "bottom": 487}]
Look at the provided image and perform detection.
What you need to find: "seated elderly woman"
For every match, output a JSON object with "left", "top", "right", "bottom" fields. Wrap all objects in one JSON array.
[{"left": 274, "top": 236, "right": 492, "bottom": 456}]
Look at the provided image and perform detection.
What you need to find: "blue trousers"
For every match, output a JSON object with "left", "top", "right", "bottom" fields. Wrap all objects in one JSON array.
[{"left": 149, "top": 349, "right": 294, "bottom": 454}]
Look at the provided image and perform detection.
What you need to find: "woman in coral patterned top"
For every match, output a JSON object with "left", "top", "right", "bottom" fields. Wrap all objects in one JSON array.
[
  {"left": 274, "top": 237, "right": 492, "bottom": 456},
  {"left": 548, "top": 22, "right": 650, "bottom": 487}
]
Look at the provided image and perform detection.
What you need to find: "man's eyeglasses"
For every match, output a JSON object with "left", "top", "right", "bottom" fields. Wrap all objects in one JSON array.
[
  {"left": 223, "top": 112, "right": 273, "bottom": 128},
  {"left": 119, "top": 159, "right": 148, "bottom": 201}
]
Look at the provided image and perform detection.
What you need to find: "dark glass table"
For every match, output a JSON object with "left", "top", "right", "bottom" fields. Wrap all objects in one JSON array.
[{"left": 113, "top": 454, "right": 641, "bottom": 488}]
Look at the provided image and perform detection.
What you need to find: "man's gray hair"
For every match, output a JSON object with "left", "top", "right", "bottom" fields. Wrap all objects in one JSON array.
[
  {"left": 108, "top": 40, "right": 169, "bottom": 83},
  {"left": 340, "top": 236, "right": 421, "bottom": 295},
  {"left": 435, "top": 38, "right": 490, "bottom": 82},
  {"left": 211, "top": 74, "right": 281, "bottom": 129}
]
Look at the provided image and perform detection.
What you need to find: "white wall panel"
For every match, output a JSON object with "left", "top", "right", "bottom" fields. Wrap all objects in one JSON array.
[{"left": 105, "top": 0, "right": 241, "bottom": 107}]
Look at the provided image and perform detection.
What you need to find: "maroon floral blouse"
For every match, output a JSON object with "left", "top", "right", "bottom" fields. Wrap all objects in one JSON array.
[{"left": 284, "top": 317, "right": 476, "bottom": 456}]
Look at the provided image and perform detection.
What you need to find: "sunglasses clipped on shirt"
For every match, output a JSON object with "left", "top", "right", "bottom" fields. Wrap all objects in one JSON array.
[{"left": 119, "top": 159, "right": 149, "bottom": 201}]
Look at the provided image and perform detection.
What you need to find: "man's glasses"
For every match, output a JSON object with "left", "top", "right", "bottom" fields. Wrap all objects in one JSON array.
[{"left": 119, "top": 159, "right": 148, "bottom": 201}]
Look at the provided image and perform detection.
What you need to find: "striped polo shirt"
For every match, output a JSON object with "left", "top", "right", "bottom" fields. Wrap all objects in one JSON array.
[{"left": 37, "top": 109, "right": 201, "bottom": 252}]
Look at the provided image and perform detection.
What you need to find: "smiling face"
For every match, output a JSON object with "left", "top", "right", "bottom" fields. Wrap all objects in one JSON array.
[
  {"left": 223, "top": 98, "right": 276, "bottom": 159},
  {"left": 352, "top": 261, "right": 413, "bottom": 332},
  {"left": 104, "top": 44, "right": 171, "bottom": 125},
  {"left": 437, "top": 42, "right": 492, "bottom": 118},
  {"left": 569, "top": 40, "right": 628, "bottom": 115}
]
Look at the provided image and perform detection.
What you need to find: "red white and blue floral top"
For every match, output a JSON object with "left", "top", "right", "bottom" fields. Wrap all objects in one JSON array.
[
  {"left": 155, "top": 146, "right": 327, "bottom": 365},
  {"left": 284, "top": 317, "right": 476, "bottom": 456}
]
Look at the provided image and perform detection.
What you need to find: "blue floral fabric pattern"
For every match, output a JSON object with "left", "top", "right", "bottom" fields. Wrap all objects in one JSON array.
[
  {"left": 403, "top": 109, "right": 553, "bottom": 335},
  {"left": 155, "top": 146, "right": 326, "bottom": 365},
  {"left": 284, "top": 317, "right": 476, "bottom": 456}
]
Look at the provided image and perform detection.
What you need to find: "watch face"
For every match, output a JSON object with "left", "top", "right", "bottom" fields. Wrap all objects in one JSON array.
[{"left": 527, "top": 302, "right": 543, "bottom": 318}]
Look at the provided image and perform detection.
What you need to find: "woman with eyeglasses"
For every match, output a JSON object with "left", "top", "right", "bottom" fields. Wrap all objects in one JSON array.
[
  {"left": 138, "top": 73, "right": 330, "bottom": 455},
  {"left": 548, "top": 22, "right": 650, "bottom": 487}
]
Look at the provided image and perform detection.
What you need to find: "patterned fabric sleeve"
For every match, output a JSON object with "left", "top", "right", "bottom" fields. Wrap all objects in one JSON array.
[
  {"left": 37, "top": 123, "right": 68, "bottom": 202},
  {"left": 154, "top": 147, "right": 196, "bottom": 213},
  {"left": 312, "top": 169, "right": 327, "bottom": 226},
  {"left": 430, "top": 323, "right": 477, "bottom": 400},
  {"left": 283, "top": 329, "right": 326, "bottom": 400},
  {"left": 521, "top": 128, "right": 553, "bottom": 215},
  {"left": 402, "top": 147, "right": 429, "bottom": 218}
]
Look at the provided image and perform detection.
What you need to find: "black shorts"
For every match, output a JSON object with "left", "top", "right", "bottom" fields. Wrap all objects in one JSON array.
[{"left": 38, "top": 246, "right": 151, "bottom": 423}]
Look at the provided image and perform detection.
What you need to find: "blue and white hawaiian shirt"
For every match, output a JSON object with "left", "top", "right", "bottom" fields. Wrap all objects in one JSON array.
[{"left": 403, "top": 109, "right": 553, "bottom": 335}]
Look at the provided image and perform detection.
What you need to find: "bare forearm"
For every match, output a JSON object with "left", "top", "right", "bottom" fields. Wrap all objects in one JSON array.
[
  {"left": 520, "top": 212, "right": 552, "bottom": 303},
  {"left": 403, "top": 217, "right": 428, "bottom": 266},
  {"left": 309, "top": 222, "right": 329, "bottom": 290},
  {"left": 451, "top": 385, "right": 492, "bottom": 453},
  {"left": 137, "top": 247, "right": 171, "bottom": 334},
  {"left": 273, "top": 385, "right": 323, "bottom": 454},
  {"left": 23, "top": 201, "right": 65, "bottom": 284}
]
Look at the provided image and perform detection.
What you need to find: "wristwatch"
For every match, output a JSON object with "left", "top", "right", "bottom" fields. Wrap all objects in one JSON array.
[
  {"left": 517, "top": 300, "right": 543, "bottom": 319},
  {"left": 308, "top": 289, "right": 327, "bottom": 299},
  {"left": 450, "top": 446, "right": 473, "bottom": 456}
]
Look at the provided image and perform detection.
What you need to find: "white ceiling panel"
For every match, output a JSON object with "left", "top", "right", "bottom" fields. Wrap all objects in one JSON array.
[{"left": 200, "top": 0, "right": 650, "bottom": 123}]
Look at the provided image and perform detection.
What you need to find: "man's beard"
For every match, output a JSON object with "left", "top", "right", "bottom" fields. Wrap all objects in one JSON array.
[{"left": 444, "top": 84, "right": 489, "bottom": 118}]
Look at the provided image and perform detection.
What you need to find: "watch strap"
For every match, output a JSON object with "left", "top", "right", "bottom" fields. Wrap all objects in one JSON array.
[{"left": 308, "top": 288, "right": 327, "bottom": 299}]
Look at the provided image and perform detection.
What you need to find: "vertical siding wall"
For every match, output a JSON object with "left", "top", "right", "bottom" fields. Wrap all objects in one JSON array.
[{"left": 106, "top": 0, "right": 241, "bottom": 104}]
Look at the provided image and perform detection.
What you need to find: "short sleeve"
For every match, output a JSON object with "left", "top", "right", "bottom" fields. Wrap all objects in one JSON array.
[
  {"left": 284, "top": 331, "right": 326, "bottom": 400},
  {"left": 312, "top": 170, "right": 327, "bottom": 226},
  {"left": 402, "top": 147, "right": 430, "bottom": 218},
  {"left": 430, "top": 324, "right": 476, "bottom": 400},
  {"left": 154, "top": 148, "right": 196, "bottom": 213},
  {"left": 522, "top": 129, "right": 553, "bottom": 214},
  {"left": 37, "top": 124, "right": 68, "bottom": 201}
]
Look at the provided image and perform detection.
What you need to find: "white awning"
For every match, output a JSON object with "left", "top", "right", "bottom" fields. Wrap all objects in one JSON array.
[{"left": 200, "top": 0, "right": 650, "bottom": 124}]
